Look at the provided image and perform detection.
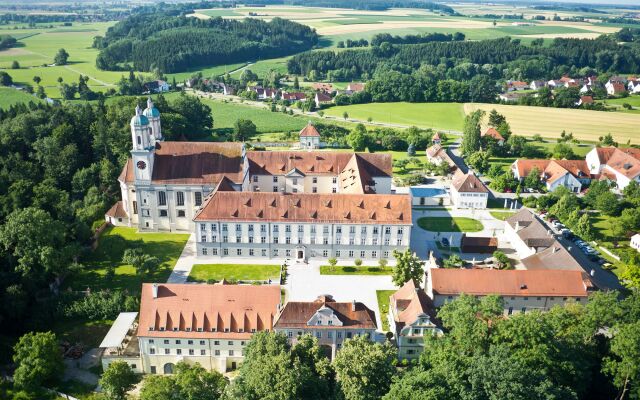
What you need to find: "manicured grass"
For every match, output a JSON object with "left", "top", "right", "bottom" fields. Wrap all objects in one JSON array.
[
  {"left": 188, "top": 264, "right": 281, "bottom": 282},
  {"left": 198, "top": 97, "right": 312, "bottom": 135},
  {"left": 376, "top": 290, "right": 395, "bottom": 332},
  {"left": 490, "top": 211, "right": 516, "bottom": 221},
  {"left": 70, "top": 226, "right": 189, "bottom": 293},
  {"left": 320, "top": 265, "right": 394, "bottom": 275},
  {"left": 0, "top": 87, "right": 42, "bottom": 109},
  {"left": 417, "top": 217, "right": 484, "bottom": 232},
  {"left": 465, "top": 103, "right": 640, "bottom": 145},
  {"left": 324, "top": 102, "right": 465, "bottom": 131}
]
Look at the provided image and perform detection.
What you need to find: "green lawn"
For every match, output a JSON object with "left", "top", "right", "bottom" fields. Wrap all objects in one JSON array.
[
  {"left": 0, "top": 86, "right": 42, "bottom": 109},
  {"left": 323, "top": 102, "right": 465, "bottom": 131},
  {"left": 70, "top": 226, "right": 189, "bottom": 293},
  {"left": 188, "top": 264, "right": 281, "bottom": 282},
  {"left": 417, "top": 217, "right": 484, "bottom": 232},
  {"left": 320, "top": 265, "right": 394, "bottom": 275},
  {"left": 376, "top": 290, "right": 396, "bottom": 332},
  {"left": 490, "top": 211, "right": 516, "bottom": 221}
]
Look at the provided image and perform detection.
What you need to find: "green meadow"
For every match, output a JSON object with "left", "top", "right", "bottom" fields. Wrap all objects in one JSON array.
[{"left": 0, "top": 87, "right": 42, "bottom": 109}]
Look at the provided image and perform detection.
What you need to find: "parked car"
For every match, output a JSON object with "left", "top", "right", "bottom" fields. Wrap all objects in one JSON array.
[
  {"left": 441, "top": 238, "right": 450, "bottom": 247},
  {"left": 562, "top": 231, "right": 574, "bottom": 240}
]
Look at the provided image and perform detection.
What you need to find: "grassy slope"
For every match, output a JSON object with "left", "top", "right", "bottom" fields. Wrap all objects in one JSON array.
[
  {"left": 465, "top": 103, "right": 640, "bottom": 144},
  {"left": 188, "top": 264, "right": 281, "bottom": 282},
  {"left": 70, "top": 226, "right": 189, "bottom": 293},
  {"left": 324, "top": 102, "right": 465, "bottom": 131},
  {"left": 0, "top": 86, "right": 43, "bottom": 109}
]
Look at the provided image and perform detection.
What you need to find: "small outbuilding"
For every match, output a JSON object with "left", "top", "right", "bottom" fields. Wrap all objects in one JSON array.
[{"left": 460, "top": 235, "right": 498, "bottom": 253}]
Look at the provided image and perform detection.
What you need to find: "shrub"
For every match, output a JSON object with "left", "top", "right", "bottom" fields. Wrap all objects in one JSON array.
[
  {"left": 328, "top": 257, "right": 338, "bottom": 267},
  {"left": 378, "top": 258, "right": 388, "bottom": 268},
  {"left": 354, "top": 258, "right": 363, "bottom": 267}
]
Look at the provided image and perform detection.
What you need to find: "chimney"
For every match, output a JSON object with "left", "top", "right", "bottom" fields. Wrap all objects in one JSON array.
[
  {"left": 552, "top": 247, "right": 557, "bottom": 254},
  {"left": 152, "top": 284, "right": 159, "bottom": 299},
  {"left": 351, "top": 300, "right": 356, "bottom": 312}
]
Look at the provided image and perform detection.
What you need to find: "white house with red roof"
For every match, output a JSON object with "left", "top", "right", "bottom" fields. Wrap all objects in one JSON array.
[
  {"left": 299, "top": 122, "right": 321, "bottom": 149},
  {"left": 511, "top": 159, "right": 591, "bottom": 193},
  {"left": 482, "top": 127, "right": 505, "bottom": 146},
  {"left": 586, "top": 147, "right": 640, "bottom": 190}
]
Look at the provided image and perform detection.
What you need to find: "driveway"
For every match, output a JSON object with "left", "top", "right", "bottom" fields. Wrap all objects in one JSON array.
[{"left": 284, "top": 260, "right": 398, "bottom": 332}]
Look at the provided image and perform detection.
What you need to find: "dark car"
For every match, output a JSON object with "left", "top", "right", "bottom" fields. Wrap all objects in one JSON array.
[{"left": 441, "top": 238, "right": 450, "bottom": 247}]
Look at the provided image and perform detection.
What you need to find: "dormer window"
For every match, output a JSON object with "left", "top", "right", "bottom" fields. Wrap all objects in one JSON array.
[
  {"left": 224, "top": 328, "right": 230, "bottom": 332},
  {"left": 159, "top": 327, "right": 165, "bottom": 331},
  {"left": 328, "top": 320, "right": 333, "bottom": 325},
  {"left": 316, "top": 320, "right": 322, "bottom": 325},
  {"left": 173, "top": 327, "right": 178, "bottom": 332},
  {"left": 149, "top": 327, "right": 154, "bottom": 331},
  {"left": 186, "top": 328, "right": 191, "bottom": 332}
]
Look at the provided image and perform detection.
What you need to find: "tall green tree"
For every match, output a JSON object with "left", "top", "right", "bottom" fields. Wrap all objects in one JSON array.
[
  {"left": 334, "top": 335, "right": 397, "bottom": 400},
  {"left": 461, "top": 110, "right": 483, "bottom": 156},
  {"left": 54, "top": 48, "right": 69, "bottom": 65},
  {"left": 13, "top": 331, "right": 64, "bottom": 390},
  {"left": 392, "top": 249, "right": 425, "bottom": 286},
  {"left": 99, "top": 361, "right": 137, "bottom": 400}
]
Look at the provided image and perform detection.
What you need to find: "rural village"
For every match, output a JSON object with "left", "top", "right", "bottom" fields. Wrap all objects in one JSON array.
[{"left": 0, "top": 1, "right": 640, "bottom": 400}]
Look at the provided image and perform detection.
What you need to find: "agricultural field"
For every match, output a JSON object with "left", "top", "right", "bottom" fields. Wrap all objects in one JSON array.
[
  {"left": 324, "top": 102, "right": 465, "bottom": 131},
  {"left": 193, "top": 5, "right": 617, "bottom": 47},
  {"left": 465, "top": 103, "right": 640, "bottom": 144},
  {"left": 0, "top": 22, "right": 136, "bottom": 99}
]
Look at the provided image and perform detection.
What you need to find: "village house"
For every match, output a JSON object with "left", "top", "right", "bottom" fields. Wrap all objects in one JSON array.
[
  {"left": 505, "top": 80, "right": 530, "bottom": 92},
  {"left": 346, "top": 82, "right": 365, "bottom": 92},
  {"left": 298, "top": 122, "right": 321, "bottom": 149},
  {"left": 315, "top": 92, "right": 333, "bottom": 108},
  {"left": 312, "top": 83, "right": 334, "bottom": 92},
  {"left": 431, "top": 132, "right": 441, "bottom": 145},
  {"left": 606, "top": 81, "right": 627, "bottom": 96},
  {"left": 530, "top": 80, "right": 547, "bottom": 90},
  {"left": 388, "top": 280, "right": 442, "bottom": 360},
  {"left": 143, "top": 80, "right": 170, "bottom": 94},
  {"left": 425, "top": 144, "right": 455, "bottom": 170},
  {"left": 425, "top": 268, "right": 593, "bottom": 315},
  {"left": 511, "top": 159, "right": 591, "bottom": 193},
  {"left": 281, "top": 91, "right": 307, "bottom": 102},
  {"left": 628, "top": 79, "right": 640, "bottom": 94},
  {"left": 273, "top": 295, "right": 377, "bottom": 359},
  {"left": 586, "top": 146, "right": 640, "bottom": 190},
  {"left": 498, "top": 92, "right": 527, "bottom": 102},
  {"left": 193, "top": 191, "right": 412, "bottom": 262},
  {"left": 248, "top": 86, "right": 278, "bottom": 100},
  {"left": 100, "top": 283, "right": 281, "bottom": 375},
  {"left": 505, "top": 209, "right": 585, "bottom": 272},
  {"left": 450, "top": 170, "right": 488, "bottom": 209},
  {"left": 631, "top": 233, "right": 640, "bottom": 252},
  {"left": 482, "top": 127, "right": 505, "bottom": 146},
  {"left": 577, "top": 95, "right": 594, "bottom": 106},
  {"left": 409, "top": 187, "right": 450, "bottom": 207}
]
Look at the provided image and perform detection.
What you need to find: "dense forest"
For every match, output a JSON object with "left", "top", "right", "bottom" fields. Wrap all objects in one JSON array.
[
  {"left": 288, "top": 34, "right": 640, "bottom": 103},
  {"left": 94, "top": 13, "right": 318, "bottom": 73},
  {"left": 0, "top": 94, "right": 213, "bottom": 360}
]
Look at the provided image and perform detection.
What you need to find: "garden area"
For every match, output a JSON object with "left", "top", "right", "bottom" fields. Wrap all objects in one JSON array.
[
  {"left": 489, "top": 211, "right": 516, "bottom": 221},
  {"left": 320, "top": 265, "right": 393, "bottom": 276},
  {"left": 70, "top": 226, "right": 190, "bottom": 293},
  {"left": 187, "top": 264, "right": 281, "bottom": 283},
  {"left": 376, "top": 290, "right": 395, "bottom": 332},
  {"left": 417, "top": 217, "right": 484, "bottom": 232}
]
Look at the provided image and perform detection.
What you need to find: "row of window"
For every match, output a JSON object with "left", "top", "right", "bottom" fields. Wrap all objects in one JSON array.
[
  {"left": 200, "top": 235, "right": 402, "bottom": 246},
  {"left": 149, "top": 339, "right": 246, "bottom": 346},
  {"left": 157, "top": 191, "right": 203, "bottom": 206},
  {"left": 149, "top": 348, "right": 242, "bottom": 356},
  {"left": 253, "top": 176, "right": 338, "bottom": 184},
  {"left": 201, "top": 223, "right": 403, "bottom": 236},
  {"left": 445, "top": 295, "right": 581, "bottom": 302},
  {"left": 287, "top": 330, "right": 367, "bottom": 340},
  {"left": 202, "top": 247, "right": 390, "bottom": 259},
  {"left": 254, "top": 186, "right": 336, "bottom": 194}
]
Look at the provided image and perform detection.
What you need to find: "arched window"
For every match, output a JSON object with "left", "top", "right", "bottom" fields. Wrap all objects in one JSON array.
[{"left": 163, "top": 363, "right": 175, "bottom": 374}]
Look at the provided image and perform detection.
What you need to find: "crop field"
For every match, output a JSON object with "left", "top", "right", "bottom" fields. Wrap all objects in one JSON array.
[
  {"left": 465, "top": 103, "right": 640, "bottom": 145},
  {"left": 0, "top": 87, "right": 42, "bottom": 109},
  {"left": 324, "top": 102, "right": 465, "bottom": 131}
]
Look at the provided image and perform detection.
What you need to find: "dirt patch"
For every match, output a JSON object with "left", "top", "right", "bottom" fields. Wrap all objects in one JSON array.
[{"left": 0, "top": 47, "right": 31, "bottom": 56}]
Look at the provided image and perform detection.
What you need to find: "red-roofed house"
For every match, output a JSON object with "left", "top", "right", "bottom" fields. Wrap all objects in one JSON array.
[
  {"left": 606, "top": 81, "right": 627, "bottom": 96},
  {"left": 299, "top": 122, "right": 321, "bottom": 149},
  {"left": 450, "top": 170, "right": 489, "bottom": 209},
  {"left": 274, "top": 294, "right": 377, "bottom": 359},
  {"left": 426, "top": 268, "right": 593, "bottom": 315},
  {"left": 577, "top": 96, "right": 593, "bottom": 106},
  {"left": 511, "top": 159, "right": 591, "bottom": 192},
  {"left": 482, "top": 127, "right": 505, "bottom": 145},
  {"left": 315, "top": 92, "right": 333, "bottom": 108},
  {"left": 389, "top": 280, "right": 441, "bottom": 360},
  {"left": 586, "top": 147, "right": 640, "bottom": 190}
]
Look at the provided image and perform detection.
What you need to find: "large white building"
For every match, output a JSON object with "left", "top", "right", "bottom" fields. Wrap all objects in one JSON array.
[
  {"left": 100, "top": 283, "right": 281, "bottom": 374},
  {"left": 450, "top": 170, "right": 488, "bottom": 209},
  {"left": 107, "top": 104, "right": 394, "bottom": 233},
  {"left": 192, "top": 191, "right": 412, "bottom": 262},
  {"left": 511, "top": 159, "right": 591, "bottom": 193},
  {"left": 586, "top": 146, "right": 640, "bottom": 190}
]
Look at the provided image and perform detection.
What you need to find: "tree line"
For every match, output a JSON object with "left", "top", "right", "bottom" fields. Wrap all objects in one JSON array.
[{"left": 95, "top": 13, "right": 318, "bottom": 73}]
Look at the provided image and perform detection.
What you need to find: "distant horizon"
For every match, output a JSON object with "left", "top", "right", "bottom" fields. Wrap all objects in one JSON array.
[{"left": 448, "top": 0, "right": 640, "bottom": 7}]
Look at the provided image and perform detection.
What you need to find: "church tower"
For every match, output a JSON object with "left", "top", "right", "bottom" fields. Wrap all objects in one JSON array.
[
  {"left": 130, "top": 105, "right": 154, "bottom": 183},
  {"left": 143, "top": 97, "right": 163, "bottom": 143}
]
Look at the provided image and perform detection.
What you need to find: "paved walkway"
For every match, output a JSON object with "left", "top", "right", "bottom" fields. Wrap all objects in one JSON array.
[
  {"left": 284, "top": 261, "right": 397, "bottom": 332},
  {"left": 167, "top": 234, "right": 197, "bottom": 283}
]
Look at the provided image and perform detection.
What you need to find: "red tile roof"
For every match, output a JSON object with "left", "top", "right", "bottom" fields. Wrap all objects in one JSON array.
[
  {"left": 105, "top": 201, "right": 128, "bottom": 219},
  {"left": 274, "top": 295, "right": 377, "bottom": 330},
  {"left": 451, "top": 170, "right": 488, "bottom": 193},
  {"left": 137, "top": 283, "right": 281, "bottom": 339},
  {"left": 579, "top": 95, "right": 593, "bottom": 104},
  {"left": 390, "top": 280, "right": 437, "bottom": 335},
  {"left": 430, "top": 269, "right": 591, "bottom": 297},
  {"left": 482, "top": 127, "right": 505, "bottom": 142},
  {"left": 193, "top": 192, "right": 411, "bottom": 224},
  {"left": 600, "top": 147, "right": 640, "bottom": 179},
  {"left": 118, "top": 141, "right": 244, "bottom": 185},
  {"left": 299, "top": 123, "right": 320, "bottom": 137}
]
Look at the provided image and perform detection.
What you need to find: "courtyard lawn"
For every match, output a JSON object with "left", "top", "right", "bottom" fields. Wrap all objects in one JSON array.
[
  {"left": 324, "top": 102, "right": 465, "bottom": 131},
  {"left": 490, "top": 211, "right": 516, "bottom": 221},
  {"left": 417, "top": 216, "right": 484, "bottom": 232},
  {"left": 188, "top": 264, "right": 281, "bottom": 282},
  {"left": 71, "top": 226, "right": 189, "bottom": 293},
  {"left": 320, "top": 265, "right": 394, "bottom": 275},
  {"left": 376, "top": 290, "right": 395, "bottom": 332}
]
